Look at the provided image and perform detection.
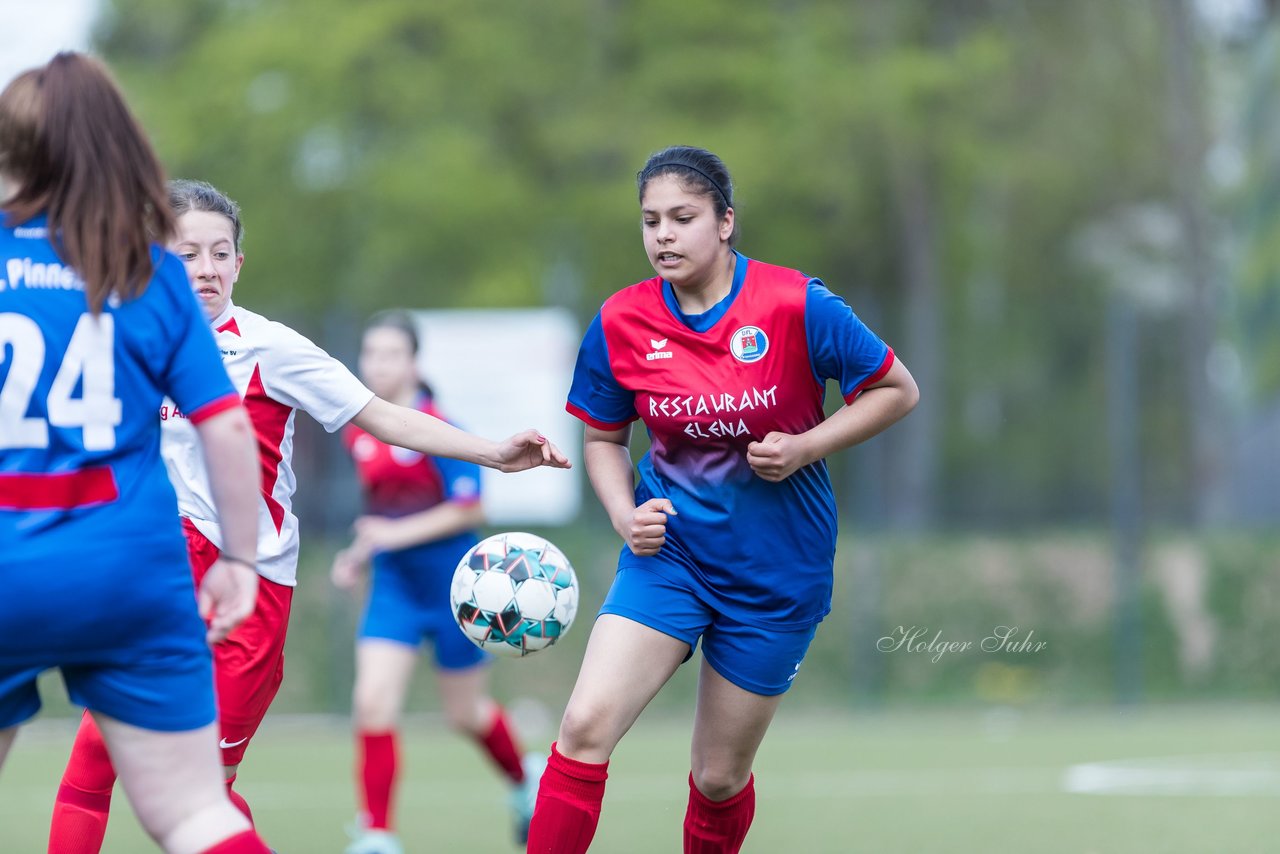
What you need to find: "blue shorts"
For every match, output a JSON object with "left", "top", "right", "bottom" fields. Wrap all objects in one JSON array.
[
  {"left": 359, "top": 539, "right": 488, "bottom": 671},
  {"left": 599, "top": 560, "right": 819, "bottom": 696},
  {"left": 0, "top": 651, "right": 214, "bottom": 733},
  {"left": 0, "top": 540, "right": 216, "bottom": 732}
]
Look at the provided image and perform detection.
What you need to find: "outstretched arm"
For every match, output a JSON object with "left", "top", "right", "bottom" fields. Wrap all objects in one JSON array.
[
  {"left": 747, "top": 357, "right": 920, "bottom": 482},
  {"left": 350, "top": 396, "right": 571, "bottom": 473}
]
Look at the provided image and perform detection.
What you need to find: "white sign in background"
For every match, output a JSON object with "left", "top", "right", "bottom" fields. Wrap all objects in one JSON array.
[{"left": 414, "top": 308, "right": 583, "bottom": 526}]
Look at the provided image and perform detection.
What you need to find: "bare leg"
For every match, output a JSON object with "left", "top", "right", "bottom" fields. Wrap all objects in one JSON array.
[
  {"left": 353, "top": 639, "right": 418, "bottom": 731},
  {"left": 688, "top": 660, "right": 782, "bottom": 799},
  {"left": 94, "top": 712, "right": 250, "bottom": 854},
  {"left": 0, "top": 726, "right": 16, "bottom": 772},
  {"left": 434, "top": 665, "right": 495, "bottom": 736},
  {"left": 556, "top": 615, "right": 691, "bottom": 763}
]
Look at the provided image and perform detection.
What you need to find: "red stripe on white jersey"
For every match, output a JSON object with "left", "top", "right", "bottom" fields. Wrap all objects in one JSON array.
[{"left": 242, "top": 365, "right": 291, "bottom": 534}]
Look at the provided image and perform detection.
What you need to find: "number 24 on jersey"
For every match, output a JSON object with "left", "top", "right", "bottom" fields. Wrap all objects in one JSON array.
[{"left": 0, "top": 312, "right": 122, "bottom": 451}]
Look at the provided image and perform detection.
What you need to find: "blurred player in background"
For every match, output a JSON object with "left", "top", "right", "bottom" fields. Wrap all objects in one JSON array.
[
  {"left": 528, "top": 145, "right": 919, "bottom": 853},
  {"left": 49, "top": 180, "right": 570, "bottom": 853},
  {"left": 331, "top": 310, "right": 545, "bottom": 854},
  {"left": 0, "top": 53, "right": 270, "bottom": 853}
]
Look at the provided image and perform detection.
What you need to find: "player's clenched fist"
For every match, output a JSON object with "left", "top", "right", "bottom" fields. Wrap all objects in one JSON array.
[
  {"left": 747, "top": 431, "right": 812, "bottom": 482},
  {"left": 199, "top": 558, "right": 260, "bottom": 643},
  {"left": 620, "top": 498, "right": 677, "bottom": 556}
]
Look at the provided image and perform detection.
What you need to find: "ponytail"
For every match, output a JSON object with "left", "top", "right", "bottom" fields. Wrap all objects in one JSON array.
[{"left": 0, "top": 52, "right": 173, "bottom": 313}]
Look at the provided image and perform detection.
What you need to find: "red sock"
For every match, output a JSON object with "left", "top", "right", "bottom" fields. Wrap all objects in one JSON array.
[
  {"left": 49, "top": 711, "right": 118, "bottom": 854},
  {"left": 198, "top": 829, "right": 271, "bottom": 853},
  {"left": 525, "top": 742, "right": 609, "bottom": 854},
  {"left": 224, "top": 774, "right": 254, "bottom": 825},
  {"left": 358, "top": 730, "right": 398, "bottom": 831},
  {"left": 683, "top": 773, "right": 756, "bottom": 854},
  {"left": 476, "top": 707, "right": 525, "bottom": 783}
]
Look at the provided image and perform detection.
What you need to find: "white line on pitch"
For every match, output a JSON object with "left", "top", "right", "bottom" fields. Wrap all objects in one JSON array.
[{"left": 1063, "top": 753, "right": 1280, "bottom": 797}]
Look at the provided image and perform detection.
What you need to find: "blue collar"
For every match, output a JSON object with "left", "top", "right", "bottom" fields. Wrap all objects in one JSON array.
[{"left": 661, "top": 251, "right": 748, "bottom": 333}]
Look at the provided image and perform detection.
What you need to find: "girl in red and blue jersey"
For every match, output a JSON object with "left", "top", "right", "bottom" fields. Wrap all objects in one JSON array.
[
  {"left": 527, "top": 146, "right": 920, "bottom": 854},
  {"left": 331, "top": 312, "right": 544, "bottom": 854},
  {"left": 0, "top": 53, "right": 269, "bottom": 853}
]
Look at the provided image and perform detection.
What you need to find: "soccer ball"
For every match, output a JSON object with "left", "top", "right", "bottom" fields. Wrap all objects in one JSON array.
[{"left": 450, "top": 531, "right": 579, "bottom": 658}]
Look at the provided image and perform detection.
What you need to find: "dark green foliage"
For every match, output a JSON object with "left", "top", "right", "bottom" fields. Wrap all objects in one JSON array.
[{"left": 95, "top": 0, "right": 1201, "bottom": 525}]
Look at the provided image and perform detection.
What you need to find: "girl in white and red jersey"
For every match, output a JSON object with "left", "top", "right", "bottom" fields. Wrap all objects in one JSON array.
[
  {"left": 48, "top": 180, "right": 571, "bottom": 853},
  {"left": 331, "top": 311, "right": 545, "bottom": 854},
  {"left": 1, "top": 54, "right": 269, "bottom": 853}
]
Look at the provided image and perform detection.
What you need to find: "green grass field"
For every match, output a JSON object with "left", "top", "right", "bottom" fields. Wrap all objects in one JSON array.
[{"left": 1, "top": 704, "right": 1276, "bottom": 853}]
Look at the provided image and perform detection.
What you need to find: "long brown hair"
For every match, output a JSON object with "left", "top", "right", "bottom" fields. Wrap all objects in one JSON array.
[{"left": 0, "top": 52, "right": 174, "bottom": 313}]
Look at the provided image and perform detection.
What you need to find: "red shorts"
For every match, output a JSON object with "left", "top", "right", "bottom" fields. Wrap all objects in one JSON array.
[{"left": 184, "top": 518, "right": 293, "bottom": 767}]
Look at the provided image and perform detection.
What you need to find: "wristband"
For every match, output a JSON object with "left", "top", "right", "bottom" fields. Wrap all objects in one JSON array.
[{"left": 220, "top": 554, "right": 256, "bottom": 570}]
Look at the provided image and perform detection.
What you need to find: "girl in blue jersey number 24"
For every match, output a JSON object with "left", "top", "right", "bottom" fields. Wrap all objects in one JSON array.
[
  {"left": 0, "top": 54, "right": 270, "bottom": 853},
  {"left": 527, "top": 146, "right": 919, "bottom": 854}
]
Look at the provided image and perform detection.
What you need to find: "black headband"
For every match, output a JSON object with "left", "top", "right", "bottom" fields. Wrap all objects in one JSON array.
[{"left": 643, "top": 161, "right": 731, "bottom": 208}]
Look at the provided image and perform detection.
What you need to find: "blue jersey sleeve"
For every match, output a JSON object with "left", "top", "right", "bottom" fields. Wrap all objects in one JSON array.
[
  {"left": 566, "top": 312, "right": 637, "bottom": 430},
  {"left": 151, "top": 251, "right": 236, "bottom": 417},
  {"left": 805, "top": 280, "right": 893, "bottom": 403},
  {"left": 434, "top": 453, "right": 482, "bottom": 504}
]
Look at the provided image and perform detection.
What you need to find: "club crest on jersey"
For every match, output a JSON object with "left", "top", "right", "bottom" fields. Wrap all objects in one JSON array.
[
  {"left": 729, "top": 326, "right": 768, "bottom": 363},
  {"left": 646, "top": 337, "right": 673, "bottom": 362}
]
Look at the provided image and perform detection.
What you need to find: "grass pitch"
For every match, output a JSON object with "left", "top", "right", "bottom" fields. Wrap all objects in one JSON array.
[{"left": 1, "top": 704, "right": 1275, "bottom": 853}]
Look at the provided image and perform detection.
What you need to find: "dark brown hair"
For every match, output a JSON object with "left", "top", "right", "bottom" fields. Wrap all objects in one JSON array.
[
  {"left": 637, "top": 145, "right": 739, "bottom": 247},
  {"left": 0, "top": 52, "right": 174, "bottom": 313},
  {"left": 169, "top": 178, "right": 244, "bottom": 252}
]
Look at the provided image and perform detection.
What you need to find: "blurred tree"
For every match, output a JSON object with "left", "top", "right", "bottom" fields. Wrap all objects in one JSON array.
[
  {"left": 1162, "top": 0, "right": 1225, "bottom": 527},
  {"left": 1233, "top": 11, "right": 1280, "bottom": 398},
  {"left": 94, "top": 0, "right": 1195, "bottom": 529}
]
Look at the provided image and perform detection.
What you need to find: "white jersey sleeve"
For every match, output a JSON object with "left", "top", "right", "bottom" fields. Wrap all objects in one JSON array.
[
  {"left": 161, "top": 303, "right": 374, "bottom": 587},
  {"left": 254, "top": 318, "right": 374, "bottom": 432}
]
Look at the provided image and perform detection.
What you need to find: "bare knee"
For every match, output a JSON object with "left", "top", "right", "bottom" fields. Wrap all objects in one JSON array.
[
  {"left": 442, "top": 698, "right": 489, "bottom": 736},
  {"left": 556, "top": 701, "right": 619, "bottom": 761},
  {"left": 352, "top": 680, "right": 398, "bottom": 731},
  {"left": 690, "top": 763, "right": 752, "bottom": 802}
]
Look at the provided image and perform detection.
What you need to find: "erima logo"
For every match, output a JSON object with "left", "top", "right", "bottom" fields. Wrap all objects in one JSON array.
[
  {"left": 219, "top": 737, "right": 249, "bottom": 749},
  {"left": 646, "top": 337, "right": 673, "bottom": 361},
  {"left": 787, "top": 661, "right": 802, "bottom": 682}
]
